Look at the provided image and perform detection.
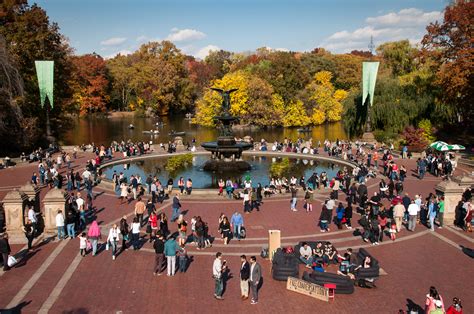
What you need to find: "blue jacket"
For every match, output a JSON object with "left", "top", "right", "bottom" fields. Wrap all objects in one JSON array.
[
  {"left": 231, "top": 213, "right": 243, "bottom": 226},
  {"left": 164, "top": 239, "right": 178, "bottom": 256},
  {"left": 172, "top": 196, "right": 181, "bottom": 209}
]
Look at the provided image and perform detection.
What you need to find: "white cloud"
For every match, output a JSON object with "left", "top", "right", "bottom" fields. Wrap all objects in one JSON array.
[
  {"left": 136, "top": 35, "right": 148, "bottom": 42},
  {"left": 195, "top": 45, "right": 220, "bottom": 60},
  {"left": 104, "top": 49, "right": 132, "bottom": 59},
  {"left": 321, "top": 8, "right": 442, "bottom": 53},
  {"left": 100, "top": 37, "right": 127, "bottom": 46},
  {"left": 166, "top": 28, "right": 206, "bottom": 42}
]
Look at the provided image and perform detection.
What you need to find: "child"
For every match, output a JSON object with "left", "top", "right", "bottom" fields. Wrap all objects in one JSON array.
[
  {"left": 79, "top": 232, "right": 87, "bottom": 256},
  {"left": 389, "top": 224, "right": 397, "bottom": 241},
  {"left": 177, "top": 244, "right": 187, "bottom": 273}
]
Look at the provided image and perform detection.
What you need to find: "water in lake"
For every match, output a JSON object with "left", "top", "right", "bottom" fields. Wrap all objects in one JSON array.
[
  {"left": 102, "top": 155, "right": 343, "bottom": 189},
  {"left": 61, "top": 114, "right": 347, "bottom": 146}
]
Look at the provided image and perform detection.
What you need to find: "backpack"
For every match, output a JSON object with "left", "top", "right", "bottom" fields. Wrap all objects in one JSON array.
[{"left": 260, "top": 248, "right": 269, "bottom": 258}]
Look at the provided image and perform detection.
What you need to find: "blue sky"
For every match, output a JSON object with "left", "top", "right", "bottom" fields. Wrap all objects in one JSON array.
[{"left": 32, "top": 0, "right": 447, "bottom": 59}]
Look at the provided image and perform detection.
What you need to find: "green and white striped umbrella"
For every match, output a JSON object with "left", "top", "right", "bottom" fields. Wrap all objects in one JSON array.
[
  {"left": 450, "top": 144, "right": 465, "bottom": 150},
  {"left": 430, "top": 141, "right": 450, "bottom": 151}
]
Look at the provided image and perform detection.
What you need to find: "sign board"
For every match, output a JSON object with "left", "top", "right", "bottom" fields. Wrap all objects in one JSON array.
[{"left": 286, "top": 277, "right": 329, "bottom": 302}]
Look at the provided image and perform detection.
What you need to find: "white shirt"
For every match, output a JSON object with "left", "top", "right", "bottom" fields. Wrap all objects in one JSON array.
[
  {"left": 213, "top": 258, "right": 222, "bottom": 278},
  {"left": 107, "top": 227, "right": 121, "bottom": 242},
  {"left": 300, "top": 246, "right": 312, "bottom": 258},
  {"left": 250, "top": 263, "right": 255, "bottom": 281},
  {"left": 408, "top": 203, "right": 419, "bottom": 216},
  {"left": 82, "top": 170, "right": 91, "bottom": 180},
  {"left": 28, "top": 208, "right": 37, "bottom": 223},
  {"left": 326, "top": 199, "right": 336, "bottom": 210},
  {"left": 76, "top": 197, "right": 84, "bottom": 209},
  {"left": 55, "top": 213, "right": 65, "bottom": 227},
  {"left": 131, "top": 222, "right": 140, "bottom": 234}
]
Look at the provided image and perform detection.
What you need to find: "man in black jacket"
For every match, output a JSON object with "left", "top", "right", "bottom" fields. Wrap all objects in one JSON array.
[
  {"left": 239, "top": 255, "right": 250, "bottom": 300},
  {"left": 0, "top": 232, "right": 11, "bottom": 271},
  {"left": 153, "top": 233, "right": 165, "bottom": 276}
]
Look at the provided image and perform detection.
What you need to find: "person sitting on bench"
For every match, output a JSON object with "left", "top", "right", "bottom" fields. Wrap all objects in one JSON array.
[{"left": 299, "top": 242, "right": 313, "bottom": 268}]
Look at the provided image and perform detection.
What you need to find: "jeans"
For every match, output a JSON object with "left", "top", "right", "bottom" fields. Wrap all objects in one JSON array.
[
  {"left": 300, "top": 256, "right": 313, "bottom": 266},
  {"left": 178, "top": 256, "right": 187, "bottom": 272},
  {"left": 197, "top": 235, "right": 205, "bottom": 248},
  {"left": 291, "top": 197, "right": 297, "bottom": 210},
  {"left": 57, "top": 226, "right": 65, "bottom": 239},
  {"left": 320, "top": 220, "right": 328, "bottom": 230},
  {"left": 110, "top": 240, "right": 117, "bottom": 256},
  {"left": 429, "top": 216, "right": 435, "bottom": 231},
  {"left": 167, "top": 256, "right": 176, "bottom": 276},
  {"left": 91, "top": 238, "right": 98, "bottom": 255},
  {"left": 408, "top": 215, "right": 417, "bottom": 231},
  {"left": 215, "top": 277, "right": 223, "bottom": 296},
  {"left": 419, "top": 170, "right": 425, "bottom": 180},
  {"left": 67, "top": 181, "right": 72, "bottom": 191},
  {"left": 171, "top": 207, "right": 180, "bottom": 221},
  {"left": 131, "top": 233, "right": 140, "bottom": 250},
  {"left": 154, "top": 253, "right": 164, "bottom": 274},
  {"left": 76, "top": 181, "right": 81, "bottom": 190},
  {"left": 67, "top": 223, "right": 75, "bottom": 238},
  {"left": 233, "top": 224, "right": 242, "bottom": 240}
]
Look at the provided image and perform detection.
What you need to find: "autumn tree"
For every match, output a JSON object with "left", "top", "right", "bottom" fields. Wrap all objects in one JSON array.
[
  {"left": 70, "top": 54, "right": 109, "bottom": 115},
  {"left": 421, "top": 0, "right": 474, "bottom": 124},
  {"left": 282, "top": 100, "right": 311, "bottom": 127},
  {"left": 193, "top": 71, "right": 284, "bottom": 127},
  {"left": 204, "top": 49, "right": 233, "bottom": 80},
  {"left": 305, "top": 71, "right": 348, "bottom": 124},
  {"left": 107, "top": 54, "right": 135, "bottom": 110},
  {"left": 0, "top": 0, "right": 73, "bottom": 147}
]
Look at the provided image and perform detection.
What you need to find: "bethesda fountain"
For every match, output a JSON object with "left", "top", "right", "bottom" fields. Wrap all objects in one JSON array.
[{"left": 201, "top": 88, "right": 253, "bottom": 172}]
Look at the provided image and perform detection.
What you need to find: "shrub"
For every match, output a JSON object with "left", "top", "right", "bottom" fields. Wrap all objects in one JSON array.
[{"left": 165, "top": 153, "right": 193, "bottom": 175}]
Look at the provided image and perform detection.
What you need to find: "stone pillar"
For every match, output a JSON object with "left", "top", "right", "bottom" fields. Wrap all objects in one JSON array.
[
  {"left": 435, "top": 180, "right": 464, "bottom": 225},
  {"left": 2, "top": 189, "right": 25, "bottom": 236},
  {"left": 268, "top": 229, "right": 281, "bottom": 260},
  {"left": 19, "top": 182, "right": 40, "bottom": 222},
  {"left": 43, "top": 188, "right": 69, "bottom": 232},
  {"left": 452, "top": 175, "right": 474, "bottom": 190}
]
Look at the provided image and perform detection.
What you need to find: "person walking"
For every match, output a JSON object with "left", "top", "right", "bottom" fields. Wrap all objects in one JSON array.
[
  {"left": 290, "top": 184, "right": 298, "bottom": 211},
  {"left": 56, "top": 210, "right": 65, "bottom": 240},
  {"left": 164, "top": 236, "right": 178, "bottom": 276},
  {"left": 408, "top": 200, "right": 419, "bottom": 232},
  {"left": 438, "top": 196, "right": 445, "bottom": 228},
  {"left": 195, "top": 216, "right": 205, "bottom": 249},
  {"left": 22, "top": 220, "right": 35, "bottom": 250},
  {"left": 249, "top": 256, "right": 262, "bottom": 305},
  {"left": 107, "top": 224, "right": 121, "bottom": 260},
  {"left": 134, "top": 197, "right": 146, "bottom": 226},
  {"left": 171, "top": 193, "right": 181, "bottom": 222},
  {"left": 213, "top": 252, "right": 224, "bottom": 300},
  {"left": 87, "top": 220, "right": 101, "bottom": 256},
  {"left": 231, "top": 211, "right": 244, "bottom": 241},
  {"left": 119, "top": 215, "right": 129, "bottom": 251},
  {"left": 131, "top": 217, "right": 141, "bottom": 250},
  {"left": 153, "top": 233, "right": 165, "bottom": 276},
  {"left": 0, "top": 233, "right": 11, "bottom": 271},
  {"left": 239, "top": 255, "right": 250, "bottom": 300},
  {"left": 427, "top": 198, "right": 438, "bottom": 231},
  {"left": 393, "top": 200, "right": 405, "bottom": 232}
]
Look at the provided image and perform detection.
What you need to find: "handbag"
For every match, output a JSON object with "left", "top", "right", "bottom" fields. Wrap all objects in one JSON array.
[
  {"left": 239, "top": 226, "right": 247, "bottom": 239},
  {"left": 7, "top": 255, "right": 18, "bottom": 267},
  {"left": 106, "top": 242, "right": 109, "bottom": 250}
]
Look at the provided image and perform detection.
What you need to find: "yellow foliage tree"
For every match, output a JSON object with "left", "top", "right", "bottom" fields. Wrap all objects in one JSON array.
[
  {"left": 282, "top": 100, "right": 311, "bottom": 127},
  {"left": 193, "top": 71, "right": 286, "bottom": 127},
  {"left": 306, "top": 71, "right": 348, "bottom": 124}
]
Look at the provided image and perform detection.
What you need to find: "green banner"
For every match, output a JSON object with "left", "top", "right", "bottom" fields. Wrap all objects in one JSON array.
[
  {"left": 362, "top": 61, "right": 379, "bottom": 106},
  {"left": 35, "top": 61, "right": 54, "bottom": 108}
]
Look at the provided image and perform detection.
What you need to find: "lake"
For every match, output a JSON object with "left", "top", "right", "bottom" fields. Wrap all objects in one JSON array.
[{"left": 61, "top": 114, "right": 348, "bottom": 146}]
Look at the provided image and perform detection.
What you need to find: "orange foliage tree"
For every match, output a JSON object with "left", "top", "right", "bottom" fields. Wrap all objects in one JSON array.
[{"left": 70, "top": 53, "right": 109, "bottom": 115}]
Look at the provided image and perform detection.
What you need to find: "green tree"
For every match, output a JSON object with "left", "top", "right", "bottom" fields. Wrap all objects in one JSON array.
[
  {"left": 0, "top": 0, "right": 73, "bottom": 145},
  {"left": 377, "top": 40, "right": 417, "bottom": 76}
]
